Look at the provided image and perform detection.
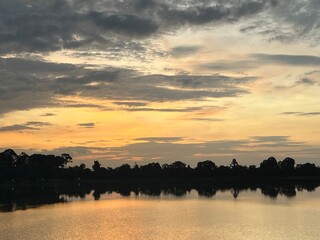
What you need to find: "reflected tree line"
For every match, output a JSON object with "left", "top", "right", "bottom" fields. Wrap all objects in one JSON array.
[
  {"left": 1, "top": 149, "right": 320, "bottom": 212},
  {"left": 0, "top": 149, "right": 319, "bottom": 183},
  {"left": 0, "top": 181, "right": 319, "bottom": 212}
]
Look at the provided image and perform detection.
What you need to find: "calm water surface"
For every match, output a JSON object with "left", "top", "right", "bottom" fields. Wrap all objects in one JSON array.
[{"left": 0, "top": 187, "right": 319, "bottom": 240}]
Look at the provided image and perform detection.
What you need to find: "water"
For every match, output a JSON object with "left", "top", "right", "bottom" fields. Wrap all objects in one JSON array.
[{"left": 0, "top": 185, "right": 319, "bottom": 240}]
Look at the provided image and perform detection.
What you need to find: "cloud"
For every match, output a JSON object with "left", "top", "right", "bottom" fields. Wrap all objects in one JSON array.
[
  {"left": 170, "top": 45, "right": 201, "bottom": 58},
  {"left": 199, "top": 59, "right": 257, "bottom": 71},
  {"left": 63, "top": 103, "right": 109, "bottom": 109},
  {"left": 0, "top": 0, "right": 317, "bottom": 56},
  {"left": 88, "top": 12, "right": 158, "bottom": 36},
  {"left": 0, "top": 121, "right": 52, "bottom": 132},
  {"left": 252, "top": 54, "right": 320, "bottom": 66},
  {"left": 0, "top": 124, "right": 38, "bottom": 132},
  {"left": 40, "top": 113, "right": 56, "bottom": 117},
  {"left": 185, "top": 118, "right": 225, "bottom": 122},
  {"left": 239, "top": 0, "right": 320, "bottom": 45},
  {"left": 78, "top": 123, "right": 95, "bottom": 128},
  {"left": 124, "top": 106, "right": 219, "bottom": 113},
  {"left": 281, "top": 112, "right": 320, "bottom": 117},
  {"left": 200, "top": 54, "right": 320, "bottom": 72},
  {"left": 113, "top": 101, "right": 148, "bottom": 107},
  {"left": 295, "top": 78, "right": 316, "bottom": 86},
  {"left": 135, "top": 137, "right": 183, "bottom": 143},
  {"left": 26, "top": 121, "right": 52, "bottom": 126},
  {"left": 0, "top": 57, "right": 255, "bottom": 114},
  {"left": 251, "top": 136, "right": 290, "bottom": 142},
  {"left": 0, "top": 57, "right": 76, "bottom": 73},
  {"left": 156, "top": 0, "right": 272, "bottom": 27},
  {"left": 0, "top": 0, "right": 159, "bottom": 53},
  {"left": 37, "top": 134, "right": 317, "bottom": 167},
  {"left": 0, "top": 0, "right": 277, "bottom": 54}
]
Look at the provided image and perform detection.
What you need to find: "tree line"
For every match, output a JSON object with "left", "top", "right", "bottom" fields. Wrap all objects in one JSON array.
[
  {"left": 0, "top": 149, "right": 319, "bottom": 183},
  {"left": 2, "top": 181, "right": 319, "bottom": 212}
]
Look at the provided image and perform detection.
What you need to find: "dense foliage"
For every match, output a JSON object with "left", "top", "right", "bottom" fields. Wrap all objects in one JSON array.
[{"left": 0, "top": 149, "right": 319, "bottom": 183}]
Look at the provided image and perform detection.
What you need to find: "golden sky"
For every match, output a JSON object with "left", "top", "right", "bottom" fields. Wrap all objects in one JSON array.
[{"left": 0, "top": 0, "right": 319, "bottom": 166}]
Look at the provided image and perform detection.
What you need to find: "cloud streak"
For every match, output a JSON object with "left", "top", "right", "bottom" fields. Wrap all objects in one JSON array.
[
  {"left": 0, "top": 121, "right": 52, "bottom": 132},
  {"left": 281, "top": 112, "right": 320, "bottom": 117},
  {"left": 0, "top": 0, "right": 278, "bottom": 54},
  {"left": 0, "top": 57, "right": 255, "bottom": 114},
  {"left": 38, "top": 135, "right": 318, "bottom": 167}
]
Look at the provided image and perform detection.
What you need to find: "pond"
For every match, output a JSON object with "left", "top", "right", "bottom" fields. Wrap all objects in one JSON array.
[{"left": 0, "top": 183, "right": 319, "bottom": 240}]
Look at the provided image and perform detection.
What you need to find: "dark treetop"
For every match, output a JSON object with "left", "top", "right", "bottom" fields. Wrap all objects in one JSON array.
[{"left": 0, "top": 149, "right": 319, "bottom": 184}]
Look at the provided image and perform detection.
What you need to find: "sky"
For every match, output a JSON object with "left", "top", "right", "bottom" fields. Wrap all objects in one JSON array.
[{"left": 0, "top": 0, "right": 319, "bottom": 167}]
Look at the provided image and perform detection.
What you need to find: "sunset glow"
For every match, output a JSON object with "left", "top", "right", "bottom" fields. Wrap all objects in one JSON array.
[{"left": 0, "top": 0, "right": 319, "bottom": 166}]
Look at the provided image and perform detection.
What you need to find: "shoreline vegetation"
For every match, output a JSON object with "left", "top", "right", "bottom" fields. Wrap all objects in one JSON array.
[
  {"left": 1, "top": 149, "right": 320, "bottom": 212},
  {"left": 1, "top": 178, "right": 320, "bottom": 212},
  {"left": 0, "top": 149, "right": 320, "bottom": 184}
]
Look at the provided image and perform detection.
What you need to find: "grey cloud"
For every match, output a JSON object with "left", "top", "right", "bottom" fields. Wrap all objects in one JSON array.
[
  {"left": 186, "top": 118, "right": 225, "bottom": 122},
  {"left": 26, "top": 121, "right": 52, "bottom": 126},
  {"left": 0, "top": 57, "right": 255, "bottom": 114},
  {"left": 240, "top": 25, "right": 258, "bottom": 33},
  {"left": 0, "top": 0, "right": 317, "bottom": 57},
  {"left": 249, "top": 136, "right": 306, "bottom": 149},
  {"left": 240, "top": 0, "right": 320, "bottom": 45},
  {"left": 113, "top": 101, "right": 148, "bottom": 107},
  {"left": 295, "top": 78, "right": 316, "bottom": 86},
  {"left": 0, "top": 0, "right": 157, "bottom": 53},
  {"left": 78, "top": 123, "right": 95, "bottom": 128},
  {"left": 109, "top": 135, "right": 307, "bottom": 164},
  {"left": 41, "top": 146, "right": 94, "bottom": 157},
  {"left": 0, "top": 57, "right": 76, "bottom": 73},
  {"left": 299, "top": 112, "right": 320, "bottom": 117},
  {"left": 29, "top": 134, "right": 319, "bottom": 167},
  {"left": 200, "top": 54, "right": 320, "bottom": 72},
  {"left": 170, "top": 45, "right": 201, "bottom": 58},
  {"left": 253, "top": 54, "right": 320, "bottom": 66},
  {"left": 135, "top": 137, "right": 183, "bottom": 142},
  {"left": 88, "top": 12, "right": 158, "bottom": 36},
  {"left": 200, "top": 60, "right": 257, "bottom": 71},
  {"left": 63, "top": 103, "right": 108, "bottom": 109},
  {"left": 132, "top": 0, "right": 157, "bottom": 11},
  {"left": 40, "top": 113, "right": 56, "bottom": 117},
  {"left": 0, "top": 0, "right": 276, "bottom": 54},
  {"left": 249, "top": 137, "right": 305, "bottom": 148},
  {"left": 281, "top": 112, "right": 320, "bottom": 117},
  {"left": 251, "top": 136, "right": 291, "bottom": 143},
  {"left": 124, "top": 106, "right": 217, "bottom": 113},
  {"left": 157, "top": 1, "right": 271, "bottom": 26},
  {"left": 0, "top": 121, "right": 52, "bottom": 132},
  {"left": 0, "top": 124, "right": 38, "bottom": 132}
]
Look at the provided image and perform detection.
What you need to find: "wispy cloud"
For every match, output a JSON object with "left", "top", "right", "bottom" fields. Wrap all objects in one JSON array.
[
  {"left": 0, "top": 0, "right": 276, "bottom": 54},
  {"left": 281, "top": 112, "right": 320, "bottom": 116},
  {"left": 0, "top": 124, "right": 38, "bottom": 132},
  {"left": 169, "top": 45, "right": 201, "bottom": 58},
  {"left": 78, "top": 123, "right": 96, "bottom": 128},
  {"left": 40, "top": 113, "right": 57, "bottom": 117},
  {"left": 0, "top": 58, "right": 255, "bottom": 114},
  {"left": 0, "top": 121, "right": 53, "bottom": 132},
  {"left": 39, "top": 135, "right": 318, "bottom": 166}
]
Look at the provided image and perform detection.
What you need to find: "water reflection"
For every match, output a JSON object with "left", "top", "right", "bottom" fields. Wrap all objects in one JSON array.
[{"left": 0, "top": 181, "right": 319, "bottom": 212}]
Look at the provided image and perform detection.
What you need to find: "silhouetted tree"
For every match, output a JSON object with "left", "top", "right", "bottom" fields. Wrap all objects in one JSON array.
[
  {"left": 92, "top": 161, "right": 101, "bottom": 172},
  {"left": 197, "top": 160, "right": 216, "bottom": 171},
  {"left": 260, "top": 157, "right": 278, "bottom": 170},
  {"left": 169, "top": 161, "right": 187, "bottom": 169},
  {"left": 140, "top": 162, "right": 162, "bottom": 177},
  {"left": 230, "top": 158, "right": 239, "bottom": 169},
  {"left": 278, "top": 157, "right": 295, "bottom": 172},
  {"left": 196, "top": 160, "right": 216, "bottom": 176},
  {"left": 296, "top": 163, "right": 319, "bottom": 176},
  {"left": 0, "top": 149, "right": 17, "bottom": 168}
]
